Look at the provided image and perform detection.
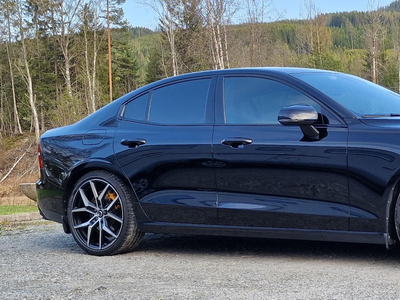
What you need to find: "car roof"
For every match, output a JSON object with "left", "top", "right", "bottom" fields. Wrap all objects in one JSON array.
[
  {"left": 153, "top": 67, "right": 335, "bottom": 80},
  {"left": 126, "top": 67, "right": 336, "bottom": 98}
]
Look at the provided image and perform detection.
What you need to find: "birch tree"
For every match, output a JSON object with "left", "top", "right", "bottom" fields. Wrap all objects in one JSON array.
[
  {"left": 298, "top": 0, "right": 332, "bottom": 68},
  {"left": 81, "top": 2, "right": 103, "bottom": 114},
  {"left": 0, "top": 0, "right": 23, "bottom": 135},
  {"left": 141, "top": 0, "right": 180, "bottom": 76},
  {"left": 365, "top": 0, "right": 386, "bottom": 83},
  {"left": 245, "top": 0, "right": 274, "bottom": 66},
  {"left": 47, "top": 0, "right": 82, "bottom": 99},
  {"left": 14, "top": 0, "right": 40, "bottom": 142}
]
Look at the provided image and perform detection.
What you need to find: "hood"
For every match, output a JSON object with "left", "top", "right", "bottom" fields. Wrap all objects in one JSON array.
[{"left": 359, "top": 117, "right": 400, "bottom": 129}]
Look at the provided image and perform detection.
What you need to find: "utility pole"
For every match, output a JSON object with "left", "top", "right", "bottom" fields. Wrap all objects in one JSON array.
[{"left": 107, "top": 0, "right": 113, "bottom": 102}]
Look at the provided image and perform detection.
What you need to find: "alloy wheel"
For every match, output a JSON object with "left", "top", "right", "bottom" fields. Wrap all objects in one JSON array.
[{"left": 70, "top": 178, "right": 124, "bottom": 251}]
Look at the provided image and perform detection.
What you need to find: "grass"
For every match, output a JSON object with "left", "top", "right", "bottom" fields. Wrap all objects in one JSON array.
[{"left": 0, "top": 205, "right": 38, "bottom": 215}]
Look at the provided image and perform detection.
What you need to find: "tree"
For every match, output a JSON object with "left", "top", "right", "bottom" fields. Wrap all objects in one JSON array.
[
  {"left": 46, "top": 0, "right": 82, "bottom": 100},
  {"left": 0, "top": 0, "right": 23, "bottom": 135},
  {"left": 364, "top": 0, "right": 387, "bottom": 83},
  {"left": 245, "top": 0, "right": 274, "bottom": 66},
  {"left": 112, "top": 29, "right": 141, "bottom": 96},
  {"left": 145, "top": 45, "right": 165, "bottom": 83},
  {"left": 297, "top": 0, "right": 333, "bottom": 69},
  {"left": 204, "top": 0, "right": 237, "bottom": 69},
  {"left": 14, "top": 0, "right": 40, "bottom": 142},
  {"left": 175, "top": 0, "right": 209, "bottom": 72}
]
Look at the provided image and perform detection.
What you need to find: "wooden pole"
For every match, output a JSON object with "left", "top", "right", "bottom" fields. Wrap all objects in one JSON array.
[{"left": 107, "top": 0, "right": 113, "bottom": 102}]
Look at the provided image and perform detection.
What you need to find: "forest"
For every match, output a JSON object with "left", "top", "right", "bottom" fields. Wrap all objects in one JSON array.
[{"left": 2, "top": 0, "right": 400, "bottom": 142}]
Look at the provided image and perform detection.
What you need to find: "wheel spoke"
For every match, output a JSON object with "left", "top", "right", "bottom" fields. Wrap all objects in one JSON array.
[
  {"left": 105, "top": 196, "right": 120, "bottom": 212},
  {"left": 90, "top": 181, "right": 100, "bottom": 209},
  {"left": 79, "top": 188, "right": 96, "bottom": 209},
  {"left": 107, "top": 212, "right": 123, "bottom": 224},
  {"left": 98, "top": 219, "right": 103, "bottom": 249},
  {"left": 102, "top": 220, "right": 118, "bottom": 239},
  {"left": 71, "top": 207, "right": 95, "bottom": 215},
  {"left": 87, "top": 220, "right": 96, "bottom": 247},
  {"left": 98, "top": 184, "right": 110, "bottom": 202},
  {"left": 74, "top": 216, "right": 96, "bottom": 229}
]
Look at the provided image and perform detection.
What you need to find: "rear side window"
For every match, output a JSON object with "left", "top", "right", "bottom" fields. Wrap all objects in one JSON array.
[
  {"left": 123, "top": 93, "right": 149, "bottom": 121},
  {"left": 224, "top": 77, "right": 321, "bottom": 125},
  {"left": 149, "top": 79, "right": 211, "bottom": 124}
]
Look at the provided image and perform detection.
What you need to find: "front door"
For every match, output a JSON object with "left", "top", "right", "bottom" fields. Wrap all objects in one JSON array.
[{"left": 213, "top": 75, "right": 349, "bottom": 230}]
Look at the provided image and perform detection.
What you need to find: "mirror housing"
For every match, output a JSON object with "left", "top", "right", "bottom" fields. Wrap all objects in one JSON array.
[
  {"left": 278, "top": 105, "right": 318, "bottom": 126},
  {"left": 278, "top": 105, "right": 319, "bottom": 139}
]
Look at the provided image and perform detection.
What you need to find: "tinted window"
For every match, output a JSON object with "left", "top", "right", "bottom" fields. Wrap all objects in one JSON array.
[
  {"left": 293, "top": 72, "right": 400, "bottom": 117},
  {"left": 149, "top": 79, "right": 210, "bottom": 124},
  {"left": 224, "top": 77, "right": 321, "bottom": 124},
  {"left": 123, "top": 93, "right": 149, "bottom": 121}
]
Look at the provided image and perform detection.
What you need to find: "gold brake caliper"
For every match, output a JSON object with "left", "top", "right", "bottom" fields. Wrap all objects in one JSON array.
[{"left": 105, "top": 191, "right": 121, "bottom": 210}]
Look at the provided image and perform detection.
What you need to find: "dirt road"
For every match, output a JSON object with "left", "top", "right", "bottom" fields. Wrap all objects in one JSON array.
[{"left": 1, "top": 221, "right": 400, "bottom": 300}]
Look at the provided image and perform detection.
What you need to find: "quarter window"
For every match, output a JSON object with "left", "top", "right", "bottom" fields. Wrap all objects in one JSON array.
[
  {"left": 224, "top": 77, "right": 321, "bottom": 125},
  {"left": 123, "top": 93, "right": 149, "bottom": 121}
]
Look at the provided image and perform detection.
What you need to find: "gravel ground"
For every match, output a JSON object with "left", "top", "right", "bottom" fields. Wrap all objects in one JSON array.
[{"left": 1, "top": 220, "right": 400, "bottom": 300}]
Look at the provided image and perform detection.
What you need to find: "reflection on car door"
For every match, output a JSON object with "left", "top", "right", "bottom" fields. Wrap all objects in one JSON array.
[{"left": 213, "top": 75, "right": 349, "bottom": 230}]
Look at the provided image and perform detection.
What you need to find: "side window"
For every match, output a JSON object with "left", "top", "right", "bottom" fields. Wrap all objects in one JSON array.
[
  {"left": 123, "top": 93, "right": 149, "bottom": 121},
  {"left": 149, "top": 79, "right": 211, "bottom": 124},
  {"left": 224, "top": 77, "right": 321, "bottom": 125}
]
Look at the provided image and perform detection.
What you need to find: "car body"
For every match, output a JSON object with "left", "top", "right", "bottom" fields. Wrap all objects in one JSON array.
[{"left": 37, "top": 67, "right": 400, "bottom": 255}]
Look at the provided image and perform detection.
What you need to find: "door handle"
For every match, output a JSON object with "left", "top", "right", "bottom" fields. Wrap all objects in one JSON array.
[
  {"left": 121, "top": 138, "right": 147, "bottom": 148},
  {"left": 222, "top": 138, "right": 253, "bottom": 149}
]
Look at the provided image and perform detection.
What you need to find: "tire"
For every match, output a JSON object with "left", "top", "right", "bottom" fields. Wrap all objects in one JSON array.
[
  {"left": 67, "top": 170, "right": 144, "bottom": 256},
  {"left": 395, "top": 193, "right": 400, "bottom": 244}
]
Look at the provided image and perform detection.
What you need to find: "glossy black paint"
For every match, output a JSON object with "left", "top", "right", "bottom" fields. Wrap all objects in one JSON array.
[
  {"left": 213, "top": 124, "right": 349, "bottom": 230},
  {"left": 36, "top": 68, "right": 400, "bottom": 248}
]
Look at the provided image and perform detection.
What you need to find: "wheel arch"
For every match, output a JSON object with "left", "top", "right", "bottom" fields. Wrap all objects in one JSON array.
[
  {"left": 385, "top": 175, "right": 400, "bottom": 248},
  {"left": 62, "top": 160, "right": 138, "bottom": 212}
]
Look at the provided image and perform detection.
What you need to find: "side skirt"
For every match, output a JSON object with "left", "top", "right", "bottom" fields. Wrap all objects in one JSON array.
[{"left": 139, "top": 222, "right": 386, "bottom": 245}]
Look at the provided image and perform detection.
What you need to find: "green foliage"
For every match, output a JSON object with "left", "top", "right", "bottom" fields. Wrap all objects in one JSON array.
[
  {"left": 112, "top": 29, "right": 141, "bottom": 96},
  {"left": 0, "top": 205, "right": 38, "bottom": 216},
  {"left": 309, "top": 49, "right": 344, "bottom": 71},
  {"left": 129, "top": 27, "right": 154, "bottom": 39},
  {"left": 145, "top": 46, "right": 165, "bottom": 84}
]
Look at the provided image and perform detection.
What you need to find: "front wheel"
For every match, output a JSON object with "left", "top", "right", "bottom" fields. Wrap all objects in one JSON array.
[{"left": 67, "top": 170, "right": 143, "bottom": 256}]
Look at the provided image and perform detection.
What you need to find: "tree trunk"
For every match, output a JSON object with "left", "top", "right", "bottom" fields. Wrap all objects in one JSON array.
[
  {"left": 398, "top": 54, "right": 400, "bottom": 93},
  {"left": 18, "top": 1, "right": 40, "bottom": 142},
  {"left": 223, "top": 23, "right": 230, "bottom": 68},
  {"left": 6, "top": 14, "right": 22, "bottom": 135},
  {"left": 0, "top": 70, "right": 4, "bottom": 136},
  {"left": 92, "top": 29, "right": 98, "bottom": 114},
  {"left": 84, "top": 27, "right": 95, "bottom": 115},
  {"left": 64, "top": 48, "right": 73, "bottom": 99}
]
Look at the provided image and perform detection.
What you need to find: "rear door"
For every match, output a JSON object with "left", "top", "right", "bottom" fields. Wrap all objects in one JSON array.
[
  {"left": 213, "top": 75, "right": 349, "bottom": 230},
  {"left": 114, "top": 77, "right": 218, "bottom": 225}
]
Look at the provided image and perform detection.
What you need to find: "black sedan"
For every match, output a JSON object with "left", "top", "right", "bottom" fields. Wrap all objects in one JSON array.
[{"left": 37, "top": 68, "right": 400, "bottom": 255}]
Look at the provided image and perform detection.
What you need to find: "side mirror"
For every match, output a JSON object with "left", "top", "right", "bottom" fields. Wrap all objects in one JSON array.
[
  {"left": 278, "top": 105, "right": 319, "bottom": 138},
  {"left": 278, "top": 105, "right": 318, "bottom": 125}
]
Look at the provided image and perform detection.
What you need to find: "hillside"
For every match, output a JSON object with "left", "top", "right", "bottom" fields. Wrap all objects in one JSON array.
[{"left": 0, "top": 134, "right": 38, "bottom": 205}]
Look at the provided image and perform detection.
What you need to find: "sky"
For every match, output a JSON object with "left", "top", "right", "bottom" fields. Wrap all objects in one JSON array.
[{"left": 123, "top": 0, "right": 396, "bottom": 29}]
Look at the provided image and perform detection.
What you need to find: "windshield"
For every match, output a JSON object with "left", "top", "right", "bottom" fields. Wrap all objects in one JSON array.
[{"left": 292, "top": 72, "right": 400, "bottom": 117}]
